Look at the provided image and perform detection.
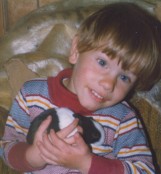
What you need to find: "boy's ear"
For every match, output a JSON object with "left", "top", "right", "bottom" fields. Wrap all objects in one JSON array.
[{"left": 69, "top": 36, "right": 79, "bottom": 64}]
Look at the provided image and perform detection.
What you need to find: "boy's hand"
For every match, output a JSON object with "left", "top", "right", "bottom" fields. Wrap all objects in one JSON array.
[
  {"left": 37, "top": 119, "right": 92, "bottom": 173},
  {"left": 25, "top": 116, "right": 52, "bottom": 168}
]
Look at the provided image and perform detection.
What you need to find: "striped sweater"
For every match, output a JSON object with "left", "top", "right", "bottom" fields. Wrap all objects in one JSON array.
[{"left": 2, "top": 69, "right": 155, "bottom": 173}]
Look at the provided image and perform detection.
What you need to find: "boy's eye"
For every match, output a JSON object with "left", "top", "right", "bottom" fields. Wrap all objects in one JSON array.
[
  {"left": 97, "top": 58, "right": 107, "bottom": 67},
  {"left": 120, "top": 74, "right": 130, "bottom": 83}
]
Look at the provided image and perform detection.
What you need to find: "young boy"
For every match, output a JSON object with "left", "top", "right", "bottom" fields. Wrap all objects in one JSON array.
[{"left": 1, "top": 2, "right": 161, "bottom": 174}]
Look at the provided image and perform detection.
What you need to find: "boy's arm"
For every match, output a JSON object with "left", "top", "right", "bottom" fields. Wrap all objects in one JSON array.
[
  {"left": 2, "top": 117, "right": 39, "bottom": 172},
  {"left": 89, "top": 155, "right": 124, "bottom": 174},
  {"left": 7, "top": 116, "right": 52, "bottom": 172},
  {"left": 2, "top": 93, "right": 30, "bottom": 171},
  {"left": 2, "top": 83, "right": 46, "bottom": 172},
  {"left": 7, "top": 142, "right": 39, "bottom": 171},
  {"left": 88, "top": 110, "right": 155, "bottom": 174}
]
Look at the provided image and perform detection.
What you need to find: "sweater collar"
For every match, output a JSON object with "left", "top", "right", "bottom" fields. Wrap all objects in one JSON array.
[{"left": 48, "top": 68, "right": 92, "bottom": 115}]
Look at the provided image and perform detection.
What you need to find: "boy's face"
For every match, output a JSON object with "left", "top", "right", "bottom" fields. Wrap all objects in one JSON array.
[{"left": 65, "top": 40, "right": 137, "bottom": 111}]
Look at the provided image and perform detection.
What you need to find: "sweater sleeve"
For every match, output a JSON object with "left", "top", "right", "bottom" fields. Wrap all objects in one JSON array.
[
  {"left": 89, "top": 155, "right": 124, "bottom": 174},
  {"left": 91, "top": 103, "right": 156, "bottom": 174},
  {"left": 8, "top": 142, "right": 41, "bottom": 172},
  {"left": 2, "top": 81, "right": 39, "bottom": 171},
  {"left": 2, "top": 79, "right": 53, "bottom": 172}
]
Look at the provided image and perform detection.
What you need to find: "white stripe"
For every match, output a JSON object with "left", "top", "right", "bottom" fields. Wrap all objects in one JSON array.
[
  {"left": 125, "top": 161, "right": 140, "bottom": 174},
  {"left": 118, "top": 146, "right": 151, "bottom": 157},
  {"left": 135, "top": 161, "right": 153, "bottom": 173},
  {"left": 92, "top": 115, "right": 119, "bottom": 129},
  {"left": 26, "top": 96, "right": 54, "bottom": 109},
  {"left": 91, "top": 144, "right": 113, "bottom": 154},
  {"left": 6, "top": 116, "right": 28, "bottom": 135},
  {"left": 118, "top": 118, "right": 137, "bottom": 134},
  {"left": 16, "top": 92, "right": 29, "bottom": 114}
]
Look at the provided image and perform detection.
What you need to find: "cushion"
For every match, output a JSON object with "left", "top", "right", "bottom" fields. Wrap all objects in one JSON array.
[
  {"left": 38, "top": 23, "right": 76, "bottom": 58},
  {"left": 4, "top": 51, "right": 71, "bottom": 100},
  {"left": 4, "top": 58, "right": 38, "bottom": 99}
]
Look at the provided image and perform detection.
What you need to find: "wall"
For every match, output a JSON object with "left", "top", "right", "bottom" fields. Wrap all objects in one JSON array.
[{"left": 0, "top": 0, "right": 60, "bottom": 38}]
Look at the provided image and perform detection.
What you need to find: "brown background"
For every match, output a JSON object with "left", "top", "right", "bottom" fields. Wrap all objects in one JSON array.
[
  {"left": 0, "top": 0, "right": 159, "bottom": 38},
  {"left": 0, "top": 0, "right": 60, "bottom": 38}
]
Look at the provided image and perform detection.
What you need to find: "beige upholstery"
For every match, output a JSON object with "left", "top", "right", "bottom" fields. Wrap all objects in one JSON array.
[{"left": 0, "top": 0, "right": 161, "bottom": 173}]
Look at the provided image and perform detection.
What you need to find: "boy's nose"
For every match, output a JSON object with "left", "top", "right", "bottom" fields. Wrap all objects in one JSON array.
[{"left": 100, "top": 75, "right": 116, "bottom": 92}]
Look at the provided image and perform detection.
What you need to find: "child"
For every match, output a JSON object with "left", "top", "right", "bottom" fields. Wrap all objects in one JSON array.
[{"left": 1, "top": 2, "right": 161, "bottom": 174}]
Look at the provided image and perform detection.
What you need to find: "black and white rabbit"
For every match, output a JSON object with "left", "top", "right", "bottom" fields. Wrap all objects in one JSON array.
[{"left": 27, "top": 107, "right": 105, "bottom": 146}]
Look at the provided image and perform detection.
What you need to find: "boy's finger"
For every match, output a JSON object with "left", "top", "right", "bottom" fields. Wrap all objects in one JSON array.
[
  {"left": 56, "top": 118, "right": 79, "bottom": 139},
  {"left": 36, "top": 116, "right": 52, "bottom": 136}
]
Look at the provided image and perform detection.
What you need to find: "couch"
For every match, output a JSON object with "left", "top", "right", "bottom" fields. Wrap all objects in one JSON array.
[{"left": 0, "top": 0, "right": 161, "bottom": 173}]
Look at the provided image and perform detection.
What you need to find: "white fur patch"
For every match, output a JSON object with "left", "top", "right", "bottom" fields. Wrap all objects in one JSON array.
[{"left": 55, "top": 107, "right": 78, "bottom": 137}]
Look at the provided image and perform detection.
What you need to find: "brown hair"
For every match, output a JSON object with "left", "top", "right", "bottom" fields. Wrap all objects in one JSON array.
[{"left": 77, "top": 2, "right": 161, "bottom": 91}]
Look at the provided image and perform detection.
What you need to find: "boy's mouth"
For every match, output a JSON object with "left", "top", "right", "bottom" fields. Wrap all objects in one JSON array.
[{"left": 91, "top": 90, "right": 104, "bottom": 102}]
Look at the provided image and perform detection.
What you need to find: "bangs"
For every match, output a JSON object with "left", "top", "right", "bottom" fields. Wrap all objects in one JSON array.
[
  {"left": 101, "top": 36, "right": 156, "bottom": 77},
  {"left": 77, "top": 9, "right": 157, "bottom": 76}
]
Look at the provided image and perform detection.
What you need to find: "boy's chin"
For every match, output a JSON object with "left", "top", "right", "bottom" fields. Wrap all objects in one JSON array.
[{"left": 82, "top": 103, "right": 104, "bottom": 111}]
